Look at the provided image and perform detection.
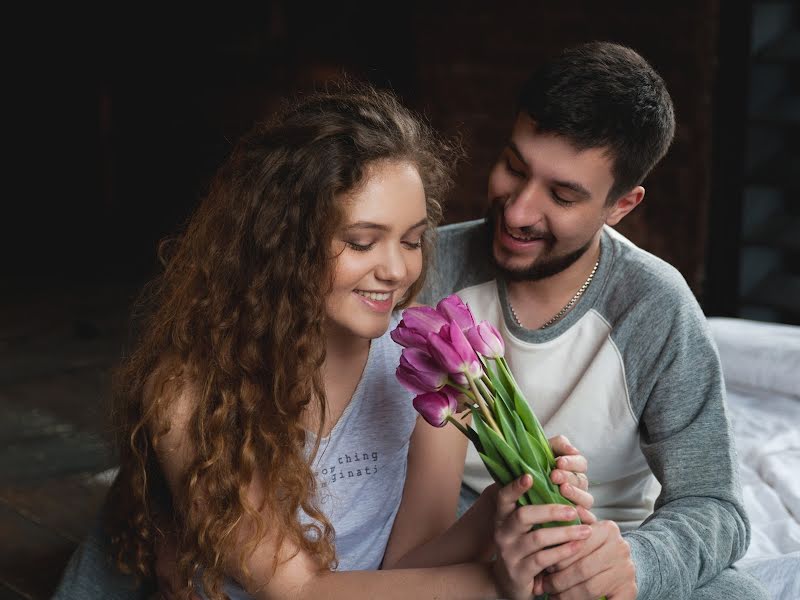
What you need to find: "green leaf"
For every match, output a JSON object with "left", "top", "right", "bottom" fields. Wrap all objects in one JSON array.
[
  {"left": 479, "top": 453, "right": 533, "bottom": 507},
  {"left": 484, "top": 361, "right": 514, "bottom": 413},
  {"left": 482, "top": 425, "right": 556, "bottom": 505},
  {"left": 496, "top": 358, "right": 556, "bottom": 468},
  {"left": 478, "top": 452, "right": 512, "bottom": 486},
  {"left": 492, "top": 388, "right": 521, "bottom": 455},
  {"left": 470, "top": 408, "right": 505, "bottom": 469},
  {"left": 513, "top": 412, "right": 546, "bottom": 473}
]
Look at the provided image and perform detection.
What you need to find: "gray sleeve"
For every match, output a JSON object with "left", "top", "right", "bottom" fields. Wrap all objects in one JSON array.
[
  {"left": 615, "top": 277, "right": 750, "bottom": 599},
  {"left": 417, "top": 219, "right": 494, "bottom": 306}
]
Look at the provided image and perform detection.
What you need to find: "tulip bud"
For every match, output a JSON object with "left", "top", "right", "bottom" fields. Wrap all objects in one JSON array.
[
  {"left": 398, "top": 348, "right": 448, "bottom": 392},
  {"left": 428, "top": 322, "right": 483, "bottom": 379},
  {"left": 413, "top": 390, "right": 458, "bottom": 427},
  {"left": 436, "top": 294, "right": 476, "bottom": 332},
  {"left": 390, "top": 319, "right": 428, "bottom": 349},
  {"left": 401, "top": 306, "right": 449, "bottom": 337},
  {"left": 465, "top": 321, "right": 505, "bottom": 358}
]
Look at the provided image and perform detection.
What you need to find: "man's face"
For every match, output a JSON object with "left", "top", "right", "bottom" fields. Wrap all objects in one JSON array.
[{"left": 487, "top": 114, "right": 617, "bottom": 281}]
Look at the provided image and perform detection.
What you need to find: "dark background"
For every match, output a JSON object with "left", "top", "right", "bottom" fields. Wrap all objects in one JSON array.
[
  {"left": 6, "top": 2, "right": 730, "bottom": 293},
  {"left": 1, "top": 2, "right": 798, "bottom": 598}
]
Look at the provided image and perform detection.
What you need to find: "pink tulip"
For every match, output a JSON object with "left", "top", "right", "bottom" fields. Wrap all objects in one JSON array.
[
  {"left": 397, "top": 348, "right": 449, "bottom": 394},
  {"left": 436, "top": 295, "right": 476, "bottom": 331},
  {"left": 402, "top": 305, "right": 449, "bottom": 336},
  {"left": 390, "top": 319, "right": 428, "bottom": 349},
  {"left": 413, "top": 390, "right": 458, "bottom": 427},
  {"left": 465, "top": 321, "right": 505, "bottom": 358},
  {"left": 444, "top": 385, "right": 474, "bottom": 412},
  {"left": 428, "top": 322, "right": 483, "bottom": 379}
]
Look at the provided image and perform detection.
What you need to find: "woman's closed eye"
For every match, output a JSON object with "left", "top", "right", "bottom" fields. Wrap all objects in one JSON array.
[{"left": 346, "top": 241, "right": 375, "bottom": 252}]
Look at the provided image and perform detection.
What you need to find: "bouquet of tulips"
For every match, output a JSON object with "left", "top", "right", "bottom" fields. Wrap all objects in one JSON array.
[{"left": 391, "top": 294, "right": 579, "bottom": 528}]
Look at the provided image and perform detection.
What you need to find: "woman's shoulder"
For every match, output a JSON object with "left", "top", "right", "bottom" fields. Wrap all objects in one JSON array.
[{"left": 142, "top": 355, "right": 200, "bottom": 441}]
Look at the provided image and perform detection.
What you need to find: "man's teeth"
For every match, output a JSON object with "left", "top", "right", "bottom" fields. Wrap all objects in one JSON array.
[
  {"left": 511, "top": 232, "right": 541, "bottom": 241},
  {"left": 356, "top": 291, "right": 391, "bottom": 301}
]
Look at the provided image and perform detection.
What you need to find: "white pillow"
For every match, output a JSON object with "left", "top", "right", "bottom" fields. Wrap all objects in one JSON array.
[{"left": 707, "top": 317, "right": 800, "bottom": 400}]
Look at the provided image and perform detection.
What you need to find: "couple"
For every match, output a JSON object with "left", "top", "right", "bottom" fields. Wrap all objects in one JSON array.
[{"left": 54, "top": 42, "right": 767, "bottom": 600}]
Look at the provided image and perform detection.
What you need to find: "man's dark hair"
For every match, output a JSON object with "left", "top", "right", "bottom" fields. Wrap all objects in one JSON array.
[{"left": 517, "top": 41, "right": 676, "bottom": 202}]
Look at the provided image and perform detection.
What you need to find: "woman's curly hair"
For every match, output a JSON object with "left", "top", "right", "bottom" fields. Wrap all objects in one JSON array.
[{"left": 106, "top": 80, "right": 459, "bottom": 599}]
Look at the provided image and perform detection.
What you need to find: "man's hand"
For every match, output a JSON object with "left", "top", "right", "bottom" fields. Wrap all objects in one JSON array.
[
  {"left": 492, "top": 474, "right": 595, "bottom": 600},
  {"left": 539, "top": 519, "right": 637, "bottom": 600},
  {"left": 548, "top": 435, "right": 594, "bottom": 511}
]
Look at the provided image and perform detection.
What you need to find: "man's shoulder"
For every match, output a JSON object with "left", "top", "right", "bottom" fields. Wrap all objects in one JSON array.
[
  {"left": 603, "top": 227, "right": 695, "bottom": 306},
  {"left": 597, "top": 227, "right": 706, "bottom": 346},
  {"left": 435, "top": 218, "right": 487, "bottom": 248},
  {"left": 418, "top": 219, "right": 494, "bottom": 304}
]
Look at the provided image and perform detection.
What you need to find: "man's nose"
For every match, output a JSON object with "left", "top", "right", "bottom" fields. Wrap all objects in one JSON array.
[{"left": 502, "top": 182, "right": 547, "bottom": 230}]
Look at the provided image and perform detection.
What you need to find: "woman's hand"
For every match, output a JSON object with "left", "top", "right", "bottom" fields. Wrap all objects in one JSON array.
[
  {"left": 548, "top": 435, "right": 594, "bottom": 512},
  {"left": 492, "top": 475, "right": 595, "bottom": 600}
]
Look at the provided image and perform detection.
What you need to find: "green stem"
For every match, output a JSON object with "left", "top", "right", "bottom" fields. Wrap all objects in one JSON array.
[
  {"left": 445, "top": 415, "right": 471, "bottom": 438},
  {"left": 480, "top": 373, "right": 496, "bottom": 395},
  {"left": 476, "top": 378, "right": 495, "bottom": 407},
  {"left": 446, "top": 381, "right": 473, "bottom": 397},
  {"left": 467, "top": 373, "right": 501, "bottom": 436}
]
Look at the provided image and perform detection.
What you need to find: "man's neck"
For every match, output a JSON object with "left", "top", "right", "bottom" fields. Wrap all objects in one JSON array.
[{"left": 507, "top": 232, "right": 602, "bottom": 329}]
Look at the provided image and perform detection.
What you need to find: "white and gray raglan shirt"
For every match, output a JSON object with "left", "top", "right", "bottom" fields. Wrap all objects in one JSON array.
[{"left": 419, "top": 219, "right": 750, "bottom": 600}]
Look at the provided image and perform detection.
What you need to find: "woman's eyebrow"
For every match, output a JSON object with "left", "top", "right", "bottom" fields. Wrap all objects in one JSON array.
[{"left": 344, "top": 218, "right": 428, "bottom": 232}]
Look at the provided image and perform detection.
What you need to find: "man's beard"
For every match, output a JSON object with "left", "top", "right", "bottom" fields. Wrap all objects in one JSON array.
[{"left": 487, "top": 206, "right": 592, "bottom": 282}]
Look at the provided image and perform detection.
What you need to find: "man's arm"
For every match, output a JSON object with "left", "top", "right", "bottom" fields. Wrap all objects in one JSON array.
[
  {"left": 621, "top": 301, "right": 749, "bottom": 600},
  {"left": 543, "top": 279, "right": 749, "bottom": 600}
]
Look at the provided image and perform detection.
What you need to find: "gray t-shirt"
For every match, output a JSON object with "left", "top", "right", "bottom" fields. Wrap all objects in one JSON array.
[
  {"left": 205, "top": 314, "right": 416, "bottom": 598},
  {"left": 419, "top": 219, "right": 751, "bottom": 600}
]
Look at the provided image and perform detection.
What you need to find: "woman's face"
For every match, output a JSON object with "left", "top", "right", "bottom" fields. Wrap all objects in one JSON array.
[{"left": 325, "top": 160, "right": 428, "bottom": 342}]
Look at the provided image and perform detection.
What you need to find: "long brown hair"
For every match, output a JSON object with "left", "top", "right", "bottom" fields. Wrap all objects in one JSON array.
[{"left": 106, "top": 81, "right": 458, "bottom": 598}]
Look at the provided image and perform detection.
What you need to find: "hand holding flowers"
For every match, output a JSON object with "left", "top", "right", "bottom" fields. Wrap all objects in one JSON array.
[
  {"left": 392, "top": 294, "right": 582, "bottom": 522},
  {"left": 392, "top": 294, "right": 605, "bottom": 599}
]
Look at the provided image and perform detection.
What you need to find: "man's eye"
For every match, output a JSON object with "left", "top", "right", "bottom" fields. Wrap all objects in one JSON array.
[
  {"left": 504, "top": 158, "right": 525, "bottom": 178},
  {"left": 551, "top": 191, "right": 574, "bottom": 206}
]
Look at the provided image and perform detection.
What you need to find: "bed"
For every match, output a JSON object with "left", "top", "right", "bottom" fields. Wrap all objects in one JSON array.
[{"left": 708, "top": 317, "right": 800, "bottom": 600}]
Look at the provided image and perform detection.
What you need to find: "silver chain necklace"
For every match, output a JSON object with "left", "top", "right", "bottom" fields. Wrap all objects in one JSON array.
[{"left": 508, "top": 258, "right": 600, "bottom": 330}]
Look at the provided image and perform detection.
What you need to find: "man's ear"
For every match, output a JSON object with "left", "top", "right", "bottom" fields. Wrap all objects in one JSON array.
[{"left": 605, "top": 185, "right": 645, "bottom": 226}]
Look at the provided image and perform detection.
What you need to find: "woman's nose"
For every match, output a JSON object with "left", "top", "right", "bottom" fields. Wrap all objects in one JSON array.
[{"left": 374, "top": 244, "right": 407, "bottom": 283}]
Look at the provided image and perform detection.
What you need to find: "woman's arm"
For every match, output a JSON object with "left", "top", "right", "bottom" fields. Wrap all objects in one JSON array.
[
  {"left": 382, "top": 414, "right": 596, "bottom": 570},
  {"left": 152, "top": 378, "right": 504, "bottom": 600}
]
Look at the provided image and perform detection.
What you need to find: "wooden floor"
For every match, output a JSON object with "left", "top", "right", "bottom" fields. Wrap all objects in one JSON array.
[{"left": 0, "top": 282, "right": 140, "bottom": 599}]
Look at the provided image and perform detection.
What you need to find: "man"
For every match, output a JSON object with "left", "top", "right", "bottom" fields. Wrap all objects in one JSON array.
[{"left": 419, "top": 42, "right": 768, "bottom": 599}]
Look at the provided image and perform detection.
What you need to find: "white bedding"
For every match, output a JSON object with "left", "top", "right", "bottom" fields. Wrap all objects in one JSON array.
[{"left": 708, "top": 318, "right": 800, "bottom": 600}]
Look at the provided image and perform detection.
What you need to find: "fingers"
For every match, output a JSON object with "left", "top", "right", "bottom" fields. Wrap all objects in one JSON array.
[
  {"left": 556, "top": 481, "right": 595, "bottom": 511},
  {"left": 533, "top": 573, "right": 545, "bottom": 596},
  {"left": 550, "top": 469, "right": 588, "bottom": 493},
  {"left": 575, "top": 505, "right": 597, "bottom": 525},
  {"left": 546, "top": 561, "right": 634, "bottom": 600},
  {"left": 548, "top": 435, "right": 579, "bottom": 457},
  {"left": 609, "top": 582, "right": 638, "bottom": 600},
  {"left": 496, "top": 502, "right": 581, "bottom": 547},
  {"left": 554, "top": 455, "right": 589, "bottom": 479},
  {"left": 516, "top": 524, "right": 592, "bottom": 558},
  {"left": 517, "top": 537, "right": 588, "bottom": 579},
  {"left": 550, "top": 520, "right": 625, "bottom": 576},
  {"left": 495, "top": 474, "right": 533, "bottom": 522}
]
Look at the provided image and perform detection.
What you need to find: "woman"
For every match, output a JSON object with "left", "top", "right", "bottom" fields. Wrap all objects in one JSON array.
[{"left": 60, "top": 82, "right": 595, "bottom": 600}]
